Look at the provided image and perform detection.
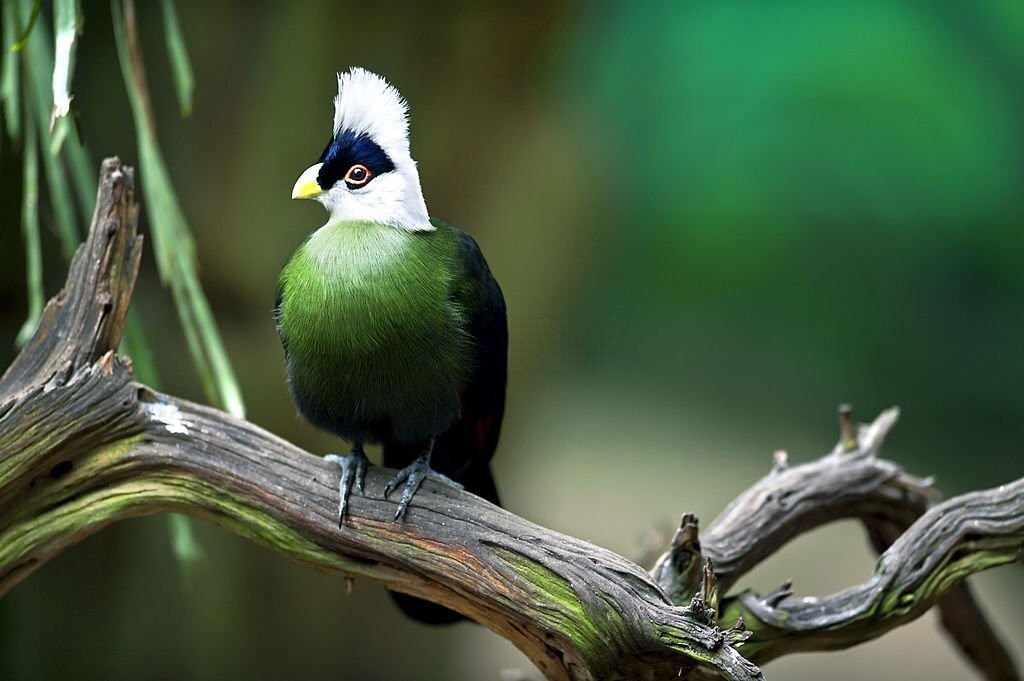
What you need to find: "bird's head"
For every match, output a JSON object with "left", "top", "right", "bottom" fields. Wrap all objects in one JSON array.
[{"left": 291, "top": 67, "right": 432, "bottom": 232}]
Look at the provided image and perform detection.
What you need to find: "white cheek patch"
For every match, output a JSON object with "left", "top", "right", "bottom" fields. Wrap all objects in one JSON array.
[{"left": 320, "top": 167, "right": 432, "bottom": 232}]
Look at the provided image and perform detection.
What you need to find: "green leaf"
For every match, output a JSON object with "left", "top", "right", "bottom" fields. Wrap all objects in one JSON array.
[
  {"left": 168, "top": 513, "right": 204, "bottom": 591},
  {"left": 1, "top": 0, "right": 22, "bottom": 141},
  {"left": 15, "top": 108, "right": 43, "bottom": 348},
  {"left": 121, "top": 310, "right": 161, "bottom": 387},
  {"left": 9, "top": 0, "right": 39, "bottom": 52},
  {"left": 61, "top": 114, "right": 97, "bottom": 221},
  {"left": 111, "top": 0, "right": 245, "bottom": 418},
  {"left": 51, "top": 0, "right": 81, "bottom": 137},
  {"left": 18, "top": 0, "right": 78, "bottom": 258},
  {"left": 159, "top": 0, "right": 193, "bottom": 117}
]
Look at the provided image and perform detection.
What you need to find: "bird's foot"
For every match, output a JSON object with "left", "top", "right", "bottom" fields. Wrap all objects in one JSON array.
[
  {"left": 325, "top": 446, "right": 369, "bottom": 526},
  {"left": 383, "top": 453, "right": 463, "bottom": 520}
]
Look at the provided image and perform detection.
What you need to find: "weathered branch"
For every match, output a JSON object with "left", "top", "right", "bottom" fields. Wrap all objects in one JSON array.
[
  {"left": 0, "top": 160, "right": 141, "bottom": 393},
  {"left": 0, "top": 158, "right": 760, "bottom": 681},
  {"left": 2, "top": 158, "right": 1021, "bottom": 680},
  {"left": 652, "top": 411, "right": 1021, "bottom": 680},
  {"left": 727, "top": 476, "right": 1024, "bottom": 658}
]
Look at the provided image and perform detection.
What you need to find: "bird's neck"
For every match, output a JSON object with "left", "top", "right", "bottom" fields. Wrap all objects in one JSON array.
[{"left": 304, "top": 219, "right": 413, "bottom": 274}]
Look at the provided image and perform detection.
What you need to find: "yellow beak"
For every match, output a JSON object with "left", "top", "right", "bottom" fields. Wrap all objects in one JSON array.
[{"left": 291, "top": 163, "right": 324, "bottom": 199}]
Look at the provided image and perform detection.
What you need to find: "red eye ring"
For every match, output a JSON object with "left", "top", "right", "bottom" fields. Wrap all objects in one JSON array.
[{"left": 344, "top": 164, "right": 372, "bottom": 186}]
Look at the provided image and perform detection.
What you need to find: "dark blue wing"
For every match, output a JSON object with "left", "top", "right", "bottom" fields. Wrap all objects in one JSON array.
[{"left": 431, "top": 229, "right": 507, "bottom": 506}]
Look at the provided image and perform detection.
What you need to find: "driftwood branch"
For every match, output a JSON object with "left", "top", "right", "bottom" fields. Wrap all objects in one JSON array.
[
  {"left": 731, "top": 477, "right": 1023, "bottom": 655},
  {"left": 2, "top": 159, "right": 1021, "bottom": 680},
  {"left": 653, "top": 410, "right": 1021, "bottom": 680}
]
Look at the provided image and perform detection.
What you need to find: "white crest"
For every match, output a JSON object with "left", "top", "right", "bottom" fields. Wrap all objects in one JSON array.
[
  {"left": 333, "top": 67, "right": 411, "bottom": 163},
  {"left": 315, "top": 67, "right": 432, "bottom": 232}
]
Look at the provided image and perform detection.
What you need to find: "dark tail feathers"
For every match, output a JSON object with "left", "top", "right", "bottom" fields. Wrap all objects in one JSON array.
[{"left": 383, "top": 444, "right": 500, "bottom": 625}]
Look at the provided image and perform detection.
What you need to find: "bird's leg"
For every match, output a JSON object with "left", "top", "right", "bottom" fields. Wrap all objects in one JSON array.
[
  {"left": 383, "top": 439, "right": 463, "bottom": 520},
  {"left": 324, "top": 442, "right": 369, "bottom": 526}
]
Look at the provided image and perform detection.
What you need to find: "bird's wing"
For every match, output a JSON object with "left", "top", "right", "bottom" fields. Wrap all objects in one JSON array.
[
  {"left": 273, "top": 278, "right": 288, "bottom": 354},
  {"left": 433, "top": 227, "right": 508, "bottom": 505}
]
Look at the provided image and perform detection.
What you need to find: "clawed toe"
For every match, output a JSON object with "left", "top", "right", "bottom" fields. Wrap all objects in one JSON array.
[
  {"left": 384, "top": 453, "right": 462, "bottom": 520},
  {"left": 325, "top": 448, "right": 369, "bottom": 526}
]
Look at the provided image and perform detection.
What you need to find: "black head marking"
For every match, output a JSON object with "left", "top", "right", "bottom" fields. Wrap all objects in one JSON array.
[{"left": 317, "top": 131, "right": 396, "bottom": 190}]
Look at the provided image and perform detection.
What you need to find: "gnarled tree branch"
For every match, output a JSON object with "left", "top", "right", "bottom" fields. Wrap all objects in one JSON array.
[
  {"left": 1, "top": 159, "right": 1021, "bottom": 681},
  {"left": 652, "top": 409, "right": 1021, "bottom": 680},
  {"left": 727, "top": 477, "right": 1023, "bottom": 661}
]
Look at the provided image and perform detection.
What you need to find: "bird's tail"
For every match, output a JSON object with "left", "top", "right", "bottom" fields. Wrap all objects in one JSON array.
[{"left": 384, "top": 441, "right": 500, "bottom": 625}]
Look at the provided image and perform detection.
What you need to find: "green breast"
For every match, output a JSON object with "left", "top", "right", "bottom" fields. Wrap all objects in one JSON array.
[{"left": 277, "top": 219, "right": 470, "bottom": 442}]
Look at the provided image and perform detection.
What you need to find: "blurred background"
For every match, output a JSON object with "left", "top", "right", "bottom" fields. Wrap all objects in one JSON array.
[{"left": 1, "top": 1, "right": 1022, "bottom": 679}]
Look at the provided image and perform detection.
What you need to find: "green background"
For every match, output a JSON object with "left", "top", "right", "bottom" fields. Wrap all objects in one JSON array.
[{"left": 1, "top": 1, "right": 1022, "bottom": 679}]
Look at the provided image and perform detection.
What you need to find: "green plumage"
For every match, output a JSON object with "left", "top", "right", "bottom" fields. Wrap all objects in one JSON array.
[{"left": 277, "top": 218, "right": 475, "bottom": 444}]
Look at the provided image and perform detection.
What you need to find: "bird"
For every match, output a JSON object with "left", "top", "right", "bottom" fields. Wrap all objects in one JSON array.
[{"left": 275, "top": 68, "right": 507, "bottom": 620}]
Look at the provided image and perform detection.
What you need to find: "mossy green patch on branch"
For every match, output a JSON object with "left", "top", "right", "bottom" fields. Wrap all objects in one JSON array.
[
  {"left": 142, "top": 473, "right": 383, "bottom": 580},
  {"left": 492, "top": 546, "right": 604, "bottom": 641}
]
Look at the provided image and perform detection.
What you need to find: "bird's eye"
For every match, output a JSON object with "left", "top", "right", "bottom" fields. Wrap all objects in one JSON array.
[{"left": 344, "top": 164, "right": 372, "bottom": 187}]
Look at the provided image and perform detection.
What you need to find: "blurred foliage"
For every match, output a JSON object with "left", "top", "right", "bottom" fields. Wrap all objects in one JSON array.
[
  {"left": 110, "top": 0, "right": 243, "bottom": 416},
  {"left": 0, "top": 1, "right": 1022, "bottom": 680},
  {"left": 563, "top": 0, "right": 1024, "bottom": 493},
  {"left": 1, "top": 0, "right": 243, "bottom": 407}
]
